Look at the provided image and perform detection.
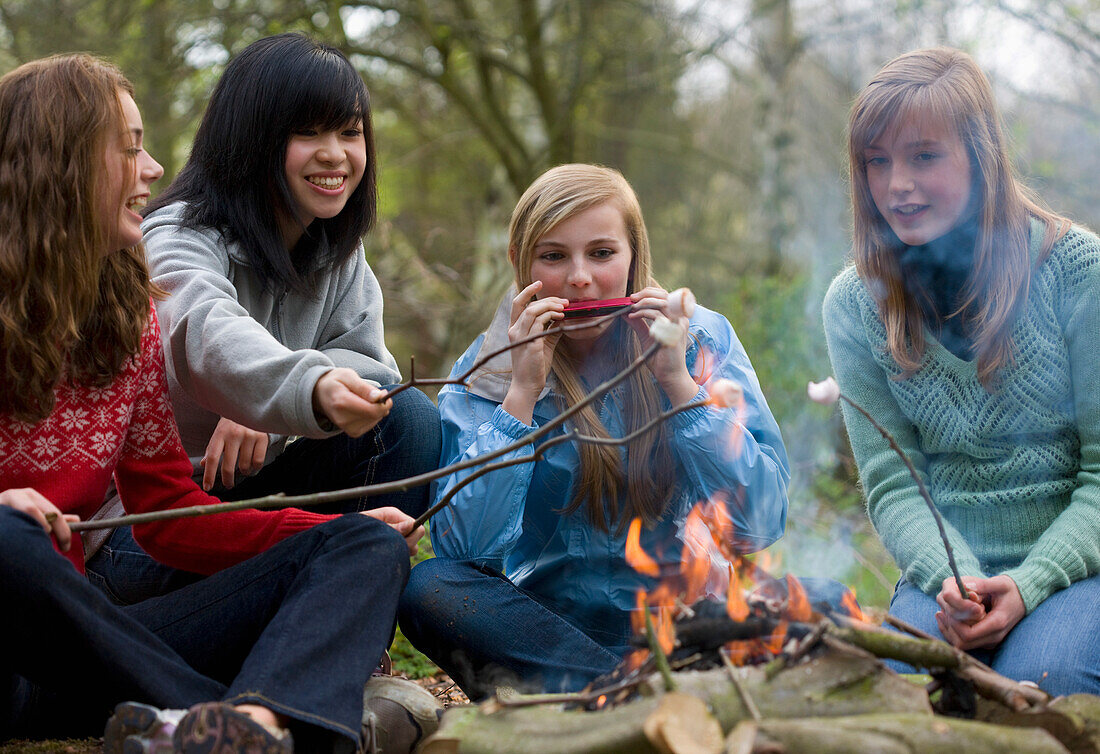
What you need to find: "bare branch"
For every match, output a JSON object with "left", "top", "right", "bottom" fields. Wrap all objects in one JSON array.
[
  {"left": 66, "top": 312, "right": 708, "bottom": 534},
  {"left": 837, "top": 393, "right": 970, "bottom": 600}
]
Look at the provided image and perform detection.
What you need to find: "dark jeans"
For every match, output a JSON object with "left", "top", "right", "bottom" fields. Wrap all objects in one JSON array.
[
  {"left": 86, "top": 385, "right": 440, "bottom": 606},
  {"left": 1, "top": 508, "right": 409, "bottom": 751},
  {"left": 398, "top": 558, "right": 625, "bottom": 700}
]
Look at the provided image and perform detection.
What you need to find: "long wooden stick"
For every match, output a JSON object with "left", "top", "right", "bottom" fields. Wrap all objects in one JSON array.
[
  {"left": 837, "top": 393, "right": 970, "bottom": 600},
  {"left": 60, "top": 338, "right": 667, "bottom": 533},
  {"left": 410, "top": 397, "right": 707, "bottom": 529}
]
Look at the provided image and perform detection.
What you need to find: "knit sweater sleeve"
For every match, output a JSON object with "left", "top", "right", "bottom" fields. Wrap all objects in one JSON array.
[
  {"left": 1002, "top": 230, "right": 1100, "bottom": 611},
  {"left": 116, "top": 306, "right": 336, "bottom": 574},
  {"left": 823, "top": 269, "right": 985, "bottom": 594}
]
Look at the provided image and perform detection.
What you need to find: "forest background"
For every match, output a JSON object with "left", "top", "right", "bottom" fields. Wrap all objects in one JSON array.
[{"left": 3, "top": 0, "right": 1099, "bottom": 674}]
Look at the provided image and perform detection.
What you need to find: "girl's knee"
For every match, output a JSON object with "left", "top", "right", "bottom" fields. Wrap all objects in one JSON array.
[
  {"left": 0, "top": 508, "right": 53, "bottom": 558},
  {"left": 403, "top": 557, "right": 458, "bottom": 603},
  {"left": 996, "top": 652, "right": 1099, "bottom": 696},
  {"left": 399, "top": 558, "right": 480, "bottom": 630},
  {"left": 322, "top": 514, "right": 410, "bottom": 576}
]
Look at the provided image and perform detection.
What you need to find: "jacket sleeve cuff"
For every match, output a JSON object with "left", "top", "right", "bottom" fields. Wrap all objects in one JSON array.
[
  {"left": 492, "top": 404, "right": 538, "bottom": 439},
  {"left": 668, "top": 385, "right": 709, "bottom": 430}
]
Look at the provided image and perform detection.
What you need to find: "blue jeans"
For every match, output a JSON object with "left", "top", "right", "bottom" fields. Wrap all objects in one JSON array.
[
  {"left": 1, "top": 508, "right": 409, "bottom": 751},
  {"left": 398, "top": 558, "right": 625, "bottom": 700},
  {"left": 86, "top": 385, "right": 440, "bottom": 606},
  {"left": 887, "top": 575, "right": 1100, "bottom": 696}
]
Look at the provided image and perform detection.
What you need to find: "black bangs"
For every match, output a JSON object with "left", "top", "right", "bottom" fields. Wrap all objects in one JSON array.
[{"left": 279, "top": 48, "right": 369, "bottom": 134}]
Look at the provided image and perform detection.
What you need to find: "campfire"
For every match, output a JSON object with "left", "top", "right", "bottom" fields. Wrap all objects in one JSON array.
[
  {"left": 418, "top": 489, "right": 1100, "bottom": 754},
  {"left": 563, "top": 499, "right": 873, "bottom": 717}
]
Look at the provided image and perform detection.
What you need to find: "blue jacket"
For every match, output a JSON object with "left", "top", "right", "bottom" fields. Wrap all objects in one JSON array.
[{"left": 430, "top": 297, "right": 790, "bottom": 645}]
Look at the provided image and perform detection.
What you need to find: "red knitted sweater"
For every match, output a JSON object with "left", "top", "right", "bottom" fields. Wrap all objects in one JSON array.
[{"left": 0, "top": 303, "right": 335, "bottom": 574}]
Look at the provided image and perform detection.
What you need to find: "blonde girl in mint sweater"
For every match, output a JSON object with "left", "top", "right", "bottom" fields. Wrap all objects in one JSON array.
[{"left": 824, "top": 47, "right": 1099, "bottom": 694}]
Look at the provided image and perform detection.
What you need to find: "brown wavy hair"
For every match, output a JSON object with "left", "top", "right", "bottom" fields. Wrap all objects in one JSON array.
[
  {"left": 0, "top": 54, "right": 157, "bottom": 422},
  {"left": 510, "top": 164, "right": 677, "bottom": 532},
  {"left": 848, "top": 47, "right": 1067, "bottom": 387}
]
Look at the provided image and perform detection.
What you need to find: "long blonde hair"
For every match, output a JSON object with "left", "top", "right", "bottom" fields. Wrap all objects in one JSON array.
[
  {"left": 848, "top": 47, "right": 1067, "bottom": 387},
  {"left": 510, "top": 164, "right": 677, "bottom": 531},
  {"left": 0, "top": 54, "right": 157, "bottom": 422}
]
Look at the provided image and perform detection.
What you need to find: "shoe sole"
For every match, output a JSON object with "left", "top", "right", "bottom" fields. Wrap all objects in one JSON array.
[
  {"left": 174, "top": 703, "right": 293, "bottom": 754},
  {"left": 102, "top": 702, "right": 163, "bottom": 754}
]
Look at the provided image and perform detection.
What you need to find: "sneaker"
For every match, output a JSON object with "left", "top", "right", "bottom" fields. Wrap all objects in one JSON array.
[
  {"left": 103, "top": 702, "right": 187, "bottom": 754},
  {"left": 361, "top": 676, "right": 443, "bottom": 754},
  {"left": 174, "top": 702, "right": 293, "bottom": 753}
]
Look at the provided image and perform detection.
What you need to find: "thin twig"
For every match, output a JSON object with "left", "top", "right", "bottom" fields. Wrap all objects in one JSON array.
[
  {"left": 883, "top": 613, "right": 936, "bottom": 641},
  {"left": 719, "top": 648, "right": 761, "bottom": 722},
  {"left": 838, "top": 393, "right": 969, "bottom": 600},
  {"left": 491, "top": 664, "right": 653, "bottom": 709},
  {"left": 786, "top": 621, "right": 828, "bottom": 666}
]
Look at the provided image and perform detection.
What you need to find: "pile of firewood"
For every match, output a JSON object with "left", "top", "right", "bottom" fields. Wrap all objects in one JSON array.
[{"left": 419, "top": 596, "right": 1100, "bottom": 754}]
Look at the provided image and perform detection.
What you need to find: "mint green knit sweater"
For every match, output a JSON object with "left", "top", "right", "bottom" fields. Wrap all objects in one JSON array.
[{"left": 823, "top": 220, "right": 1100, "bottom": 612}]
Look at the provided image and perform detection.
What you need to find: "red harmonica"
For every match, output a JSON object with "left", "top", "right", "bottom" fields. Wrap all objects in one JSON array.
[{"left": 562, "top": 297, "right": 634, "bottom": 319}]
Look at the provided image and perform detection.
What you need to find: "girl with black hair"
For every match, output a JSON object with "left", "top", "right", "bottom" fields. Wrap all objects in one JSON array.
[{"left": 85, "top": 33, "right": 441, "bottom": 606}]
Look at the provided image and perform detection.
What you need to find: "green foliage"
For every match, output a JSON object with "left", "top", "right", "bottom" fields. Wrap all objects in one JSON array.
[{"left": 713, "top": 272, "right": 829, "bottom": 432}]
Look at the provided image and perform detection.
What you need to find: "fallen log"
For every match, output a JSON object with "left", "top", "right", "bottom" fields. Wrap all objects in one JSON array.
[
  {"left": 740, "top": 713, "right": 1071, "bottom": 754},
  {"left": 977, "top": 694, "right": 1100, "bottom": 754}
]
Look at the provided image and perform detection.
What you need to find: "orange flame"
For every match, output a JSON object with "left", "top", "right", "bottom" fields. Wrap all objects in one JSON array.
[
  {"left": 622, "top": 648, "right": 647, "bottom": 673},
  {"left": 785, "top": 574, "right": 813, "bottom": 623},
  {"left": 653, "top": 602, "right": 676, "bottom": 655},
  {"left": 624, "top": 494, "right": 831, "bottom": 671},
  {"left": 842, "top": 589, "right": 867, "bottom": 622},
  {"left": 724, "top": 641, "right": 755, "bottom": 665},
  {"left": 596, "top": 695, "right": 607, "bottom": 708},
  {"left": 726, "top": 564, "right": 749, "bottom": 621},
  {"left": 681, "top": 506, "right": 713, "bottom": 605},
  {"left": 625, "top": 518, "right": 660, "bottom": 578},
  {"left": 761, "top": 620, "right": 788, "bottom": 655}
]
